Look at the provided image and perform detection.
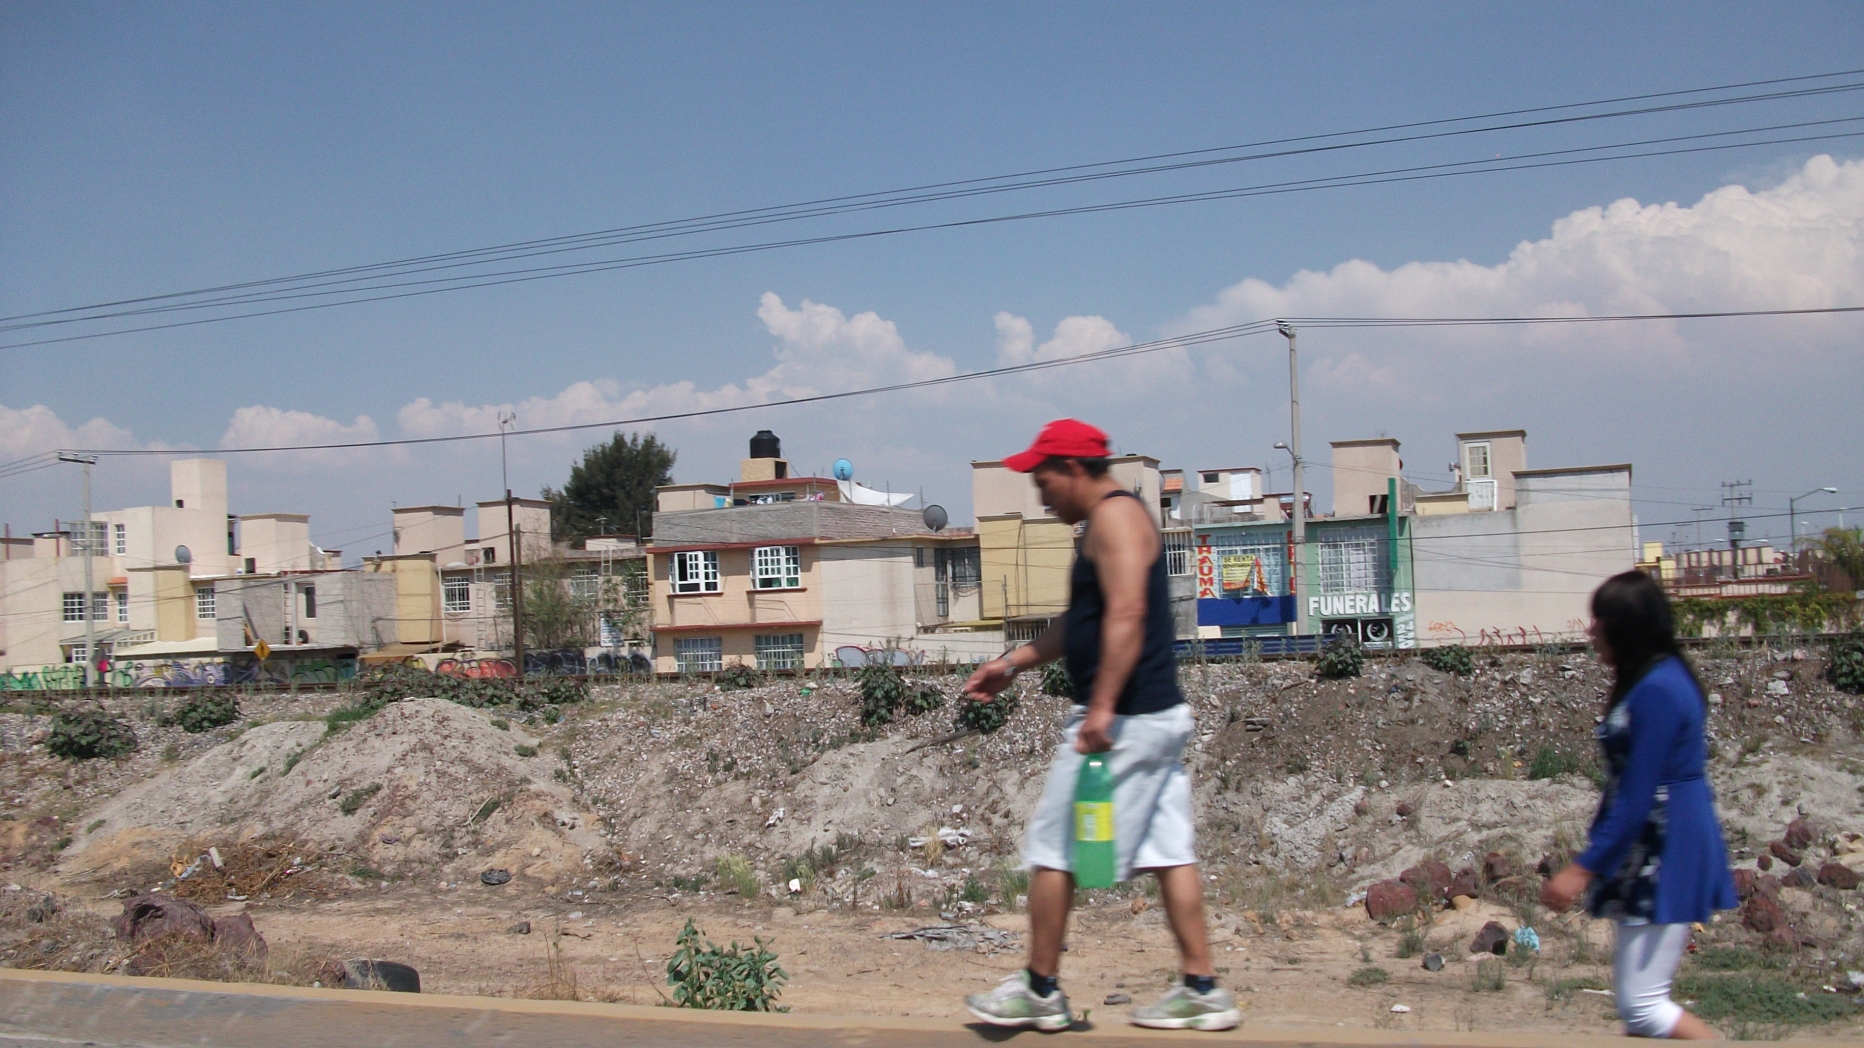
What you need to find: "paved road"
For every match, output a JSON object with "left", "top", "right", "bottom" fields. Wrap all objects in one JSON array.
[{"left": 0, "top": 968, "right": 1737, "bottom": 1048}]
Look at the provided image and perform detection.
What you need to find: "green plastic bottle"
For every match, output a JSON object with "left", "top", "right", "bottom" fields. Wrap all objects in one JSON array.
[{"left": 1072, "top": 754, "right": 1116, "bottom": 889}]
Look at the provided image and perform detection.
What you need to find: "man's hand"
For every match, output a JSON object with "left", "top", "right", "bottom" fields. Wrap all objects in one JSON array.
[
  {"left": 1075, "top": 706, "right": 1114, "bottom": 753},
  {"left": 1539, "top": 862, "right": 1593, "bottom": 911},
  {"left": 962, "top": 659, "right": 1016, "bottom": 702}
]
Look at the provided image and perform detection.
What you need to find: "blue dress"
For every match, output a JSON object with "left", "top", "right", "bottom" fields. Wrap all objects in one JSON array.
[{"left": 1578, "top": 655, "right": 1738, "bottom": 924}]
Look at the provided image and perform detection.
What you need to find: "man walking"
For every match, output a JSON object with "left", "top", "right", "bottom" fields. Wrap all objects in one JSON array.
[{"left": 961, "top": 419, "right": 1238, "bottom": 1032}]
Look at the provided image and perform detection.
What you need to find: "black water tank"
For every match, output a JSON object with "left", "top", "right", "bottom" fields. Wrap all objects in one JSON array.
[{"left": 749, "top": 430, "right": 781, "bottom": 459}]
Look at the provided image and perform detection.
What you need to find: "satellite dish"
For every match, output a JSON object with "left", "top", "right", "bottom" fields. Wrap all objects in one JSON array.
[
  {"left": 174, "top": 545, "right": 192, "bottom": 564},
  {"left": 832, "top": 458, "right": 854, "bottom": 482},
  {"left": 923, "top": 505, "right": 948, "bottom": 532}
]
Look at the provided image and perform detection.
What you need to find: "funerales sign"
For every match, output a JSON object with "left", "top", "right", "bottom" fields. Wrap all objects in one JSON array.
[{"left": 1308, "top": 591, "right": 1412, "bottom": 618}]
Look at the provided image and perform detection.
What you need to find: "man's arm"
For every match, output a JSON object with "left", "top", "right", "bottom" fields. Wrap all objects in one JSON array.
[
  {"left": 962, "top": 621, "right": 1063, "bottom": 701},
  {"left": 1074, "top": 494, "right": 1157, "bottom": 753}
]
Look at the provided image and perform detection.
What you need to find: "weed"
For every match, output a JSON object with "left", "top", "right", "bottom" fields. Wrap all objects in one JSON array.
[
  {"left": 960, "top": 874, "right": 988, "bottom": 904},
  {"left": 1528, "top": 746, "right": 1586, "bottom": 781},
  {"left": 669, "top": 873, "right": 708, "bottom": 893},
  {"left": 281, "top": 748, "right": 306, "bottom": 774},
  {"left": 1472, "top": 958, "right": 1507, "bottom": 992},
  {"left": 513, "top": 744, "right": 538, "bottom": 758},
  {"left": 716, "top": 665, "right": 761, "bottom": 691},
  {"left": 1316, "top": 638, "right": 1363, "bottom": 679},
  {"left": 85, "top": 819, "right": 104, "bottom": 834},
  {"left": 996, "top": 862, "right": 1030, "bottom": 907},
  {"left": 470, "top": 796, "right": 501, "bottom": 823},
  {"left": 337, "top": 783, "right": 382, "bottom": 816},
  {"left": 53, "top": 836, "right": 71, "bottom": 851},
  {"left": 955, "top": 691, "right": 1018, "bottom": 734},
  {"left": 1394, "top": 915, "right": 1425, "bottom": 959},
  {"left": 901, "top": 681, "right": 946, "bottom": 716},
  {"left": 45, "top": 705, "right": 138, "bottom": 761},
  {"left": 715, "top": 854, "right": 759, "bottom": 897},
  {"left": 160, "top": 742, "right": 181, "bottom": 762},
  {"left": 491, "top": 718, "right": 509, "bottom": 730},
  {"left": 1690, "top": 946, "right": 1786, "bottom": 972},
  {"left": 1283, "top": 755, "right": 1310, "bottom": 775},
  {"left": 1543, "top": 976, "right": 1607, "bottom": 1002},
  {"left": 1347, "top": 966, "right": 1389, "bottom": 987},
  {"left": 1674, "top": 974, "right": 1852, "bottom": 1028},
  {"left": 857, "top": 662, "right": 907, "bottom": 726},
  {"left": 323, "top": 702, "right": 382, "bottom": 736},
  {"left": 161, "top": 693, "right": 240, "bottom": 734},
  {"left": 553, "top": 767, "right": 571, "bottom": 783},
  {"left": 665, "top": 918, "right": 788, "bottom": 1011},
  {"left": 1421, "top": 645, "right": 1475, "bottom": 676},
  {"left": 247, "top": 766, "right": 265, "bottom": 779},
  {"left": 350, "top": 866, "right": 389, "bottom": 880},
  {"left": 1828, "top": 628, "right": 1864, "bottom": 694},
  {"left": 1039, "top": 662, "right": 1073, "bottom": 698}
]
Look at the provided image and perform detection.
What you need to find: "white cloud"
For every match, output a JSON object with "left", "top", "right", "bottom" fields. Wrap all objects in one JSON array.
[
  {"left": 995, "top": 311, "right": 1129, "bottom": 365},
  {"left": 0, "top": 403, "right": 147, "bottom": 461}
]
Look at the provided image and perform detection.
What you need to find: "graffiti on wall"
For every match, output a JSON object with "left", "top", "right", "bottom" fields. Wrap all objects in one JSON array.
[{"left": 0, "top": 656, "right": 358, "bottom": 691}]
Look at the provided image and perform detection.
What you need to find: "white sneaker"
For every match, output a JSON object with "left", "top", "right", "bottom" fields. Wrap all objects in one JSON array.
[
  {"left": 1129, "top": 983, "right": 1242, "bottom": 1030},
  {"left": 964, "top": 971, "right": 1072, "bottom": 1031}
]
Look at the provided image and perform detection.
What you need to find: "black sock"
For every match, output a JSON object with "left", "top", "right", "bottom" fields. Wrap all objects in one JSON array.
[
  {"left": 1184, "top": 973, "right": 1216, "bottom": 994},
  {"left": 1027, "top": 969, "right": 1059, "bottom": 997}
]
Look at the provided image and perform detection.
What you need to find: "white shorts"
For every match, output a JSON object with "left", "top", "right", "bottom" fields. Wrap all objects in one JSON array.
[
  {"left": 1023, "top": 703, "right": 1197, "bottom": 882},
  {"left": 1613, "top": 921, "right": 1690, "bottom": 1038}
]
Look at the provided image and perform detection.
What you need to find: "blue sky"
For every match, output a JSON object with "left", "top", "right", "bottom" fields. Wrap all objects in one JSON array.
[{"left": 3, "top": 2, "right": 1862, "bottom": 556}]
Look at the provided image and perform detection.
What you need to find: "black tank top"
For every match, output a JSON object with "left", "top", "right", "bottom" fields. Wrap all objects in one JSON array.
[{"left": 1061, "top": 489, "right": 1184, "bottom": 716}]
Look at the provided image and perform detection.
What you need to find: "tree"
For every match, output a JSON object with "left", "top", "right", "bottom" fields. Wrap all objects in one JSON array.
[
  {"left": 1818, "top": 526, "right": 1864, "bottom": 592},
  {"left": 543, "top": 432, "right": 676, "bottom": 542}
]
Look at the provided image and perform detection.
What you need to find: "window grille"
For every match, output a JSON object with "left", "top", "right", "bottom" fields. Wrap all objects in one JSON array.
[
  {"left": 494, "top": 571, "right": 512, "bottom": 609},
  {"left": 116, "top": 591, "right": 128, "bottom": 623},
  {"left": 113, "top": 523, "right": 126, "bottom": 555},
  {"left": 1162, "top": 529, "right": 1192, "bottom": 577},
  {"left": 755, "top": 633, "right": 805, "bottom": 670},
  {"left": 63, "top": 592, "right": 86, "bottom": 622},
  {"left": 1209, "top": 537, "right": 1287, "bottom": 595},
  {"left": 673, "top": 550, "right": 721, "bottom": 594},
  {"left": 443, "top": 576, "right": 471, "bottom": 613},
  {"left": 569, "top": 564, "right": 600, "bottom": 600},
  {"left": 674, "top": 636, "right": 723, "bottom": 673},
  {"left": 195, "top": 586, "right": 216, "bottom": 620},
  {"left": 1317, "top": 528, "right": 1386, "bottom": 594},
  {"left": 752, "top": 546, "right": 800, "bottom": 589}
]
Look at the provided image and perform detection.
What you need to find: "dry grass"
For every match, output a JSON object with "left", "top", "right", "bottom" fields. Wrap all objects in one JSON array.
[
  {"left": 162, "top": 834, "right": 339, "bottom": 903},
  {"left": 0, "top": 887, "right": 324, "bottom": 985}
]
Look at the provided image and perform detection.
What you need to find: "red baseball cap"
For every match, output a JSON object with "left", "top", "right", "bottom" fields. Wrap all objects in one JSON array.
[{"left": 1004, "top": 418, "right": 1111, "bottom": 472}]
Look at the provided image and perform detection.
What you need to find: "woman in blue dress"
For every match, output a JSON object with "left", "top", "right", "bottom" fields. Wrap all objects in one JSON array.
[{"left": 1541, "top": 570, "right": 1737, "bottom": 1039}]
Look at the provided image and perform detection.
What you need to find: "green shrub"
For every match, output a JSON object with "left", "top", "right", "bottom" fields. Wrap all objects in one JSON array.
[
  {"left": 1038, "top": 662, "right": 1073, "bottom": 698},
  {"left": 1528, "top": 746, "right": 1586, "bottom": 781},
  {"left": 960, "top": 874, "right": 988, "bottom": 904},
  {"left": 160, "top": 692, "right": 241, "bottom": 733},
  {"left": 1393, "top": 915, "right": 1424, "bottom": 958},
  {"left": 45, "top": 705, "right": 139, "bottom": 761},
  {"left": 716, "top": 665, "right": 761, "bottom": 691},
  {"left": 1828, "top": 629, "right": 1864, "bottom": 695},
  {"left": 1674, "top": 974, "right": 1852, "bottom": 1027},
  {"left": 901, "top": 682, "right": 945, "bottom": 716},
  {"left": 1420, "top": 645, "right": 1474, "bottom": 676},
  {"left": 956, "top": 691, "right": 1018, "bottom": 734},
  {"left": 715, "top": 854, "right": 760, "bottom": 897},
  {"left": 1471, "top": 958, "right": 1506, "bottom": 992},
  {"left": 337, "top": 782, "right": 382, "bottom": 816},
  {"left": 1347, "top": 966, "right": 1389, "bottom": 987},
  {"left": 665, "top": 918, "right": 788, "bottom": 1011},
  {"left": 1316, "top": 638, "right": 1363, "bottom": 679},
  {"left": 513, "top": 744, "right": 538, "bottom": 758},
  {"left": 1544, "top": 976, "right": 1608, "bottom": 1002},
  {"left": 857, "top": 662, "right": 906, "bottom": 726}
]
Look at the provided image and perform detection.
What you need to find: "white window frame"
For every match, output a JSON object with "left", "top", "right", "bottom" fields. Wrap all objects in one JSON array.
[
  {"left": 755, "top": 633, "right": 805, "bottom": 670},
  {"left": 113, "top": 523, "right": 126, "bottom": 555},
  {"left": 672, "top": 550, "right": 721, "bottom": 594},
  {"left": 1464, "top": 441, "right": 1492, "bottom": 479},
  {"left": 195, "top": 585, "right": 216, "bottom": 620},
  {"left": 115, "top": 590, "right": 129, "bottom": 623},
  {"left": 752, "top": 545, "right": 801, "bottom": 590},
  {"left": 66, "top": 643, "right": 90, "bottom": 665},
  {"left": 674, "top": 636, "right": 723, "bottom": 673},
  {"left": 63, "top": 592, "right": 86, "bottom": 622},
  {"left": 569, "top": 564, "right": 600, "bottom": 600},
  {"left": 1317, "top": 528, "right": 1385, "bottom": 595},
  {"left": 1162, "top": 529, "right": 1192, "bottom": 577},
  {"left": 493, "top": 570, "right": 513, "bottom": 609},
  {"left": 442, "top": 575, "right": 471, "bottom": 613}
]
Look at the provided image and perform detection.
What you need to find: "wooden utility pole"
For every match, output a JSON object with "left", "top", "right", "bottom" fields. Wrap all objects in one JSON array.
[{"left": 507, "top": 493, "right": 526, "bottom": 673}]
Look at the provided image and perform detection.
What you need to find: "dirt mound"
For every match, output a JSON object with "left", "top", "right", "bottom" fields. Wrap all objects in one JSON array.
[{"left": 65, "top": 699, "right": 607, "bottom": 886}]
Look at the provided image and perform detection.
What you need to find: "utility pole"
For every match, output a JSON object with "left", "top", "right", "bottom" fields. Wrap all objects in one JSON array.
[
  {"left": 1278, "top": 322, "right": 1306, "bottom": 638},
  {"left": 1789, "top": 486, "right": 1838, "bottom": 560},
  {"left": 497, "top": 411, "right": 527, "bottom": 671},
  {"left": 58, "top": 453, "right": 100, "bottom": 688}
]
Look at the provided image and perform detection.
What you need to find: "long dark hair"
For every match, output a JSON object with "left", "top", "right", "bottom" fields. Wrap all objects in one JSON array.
[{"left": 1591, "top": 570, "right": 1704, "bottom": 708}]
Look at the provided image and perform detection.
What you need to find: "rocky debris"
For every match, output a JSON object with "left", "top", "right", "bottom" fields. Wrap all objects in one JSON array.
[
  {"left": 1104, "top": 992, "right": 1132, "bottom": 1005},
  {"left": 1481, "top": 851, "right": 1515, "bottom": 884},
  {"left": 1758, "top": 854, "right": 1775, "bottom": 872},
  {"left": 111, "top": 893, "right": 214, "bottom": 945},
  {"left": 1819, "top": 863, "right": 1861, "bottom": 890},
  {"left": 1447, "top": 867, "right": 1479, "bottom": 901},
  {"left": 1421, "top": 952, "right": 1445, "bottom": 972},
  {"left": 1769, "top": 840, "right": 1805, "bottom": 867},
  {"left": 1784, "top": 866, "right": 1818, "bottom": 890},
  {"left": 879, "top": 923, "right": 1019, "bottom": 954},
  {"left": 1399, "top": 861, "right": 1453, "bottom": 906},
  {"left": 1734, "top": 868, "right": 1759, "bottom": 899},
  {"left": 1365, "top": 880, "right": 1418, "bottom": 923},
  {"left": 326, "top": 959, "right": 421, "bottom": 993},
  {"left": 1785, "top": 817, "right": 1817, "bottom": 850},
  {"left": 1469, "top": 920, "right": 1510, "bottom": 956},
  {"left": 209, "top": 913, "right": 266, "bottom": 961},
  {"left": 507, "top": 921, "right": 531, "bottom": 934},
  {"left": 1742, "top": 893, "right": 1790, "bottom": 934}
]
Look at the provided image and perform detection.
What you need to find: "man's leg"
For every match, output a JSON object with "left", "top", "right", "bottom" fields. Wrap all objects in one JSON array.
[
  {"left": 1152, "top": 864, "right": 1214, "bottom": 977},
  {"left": 1026, "top": 867, "right": 1075, "bottom": 976}
]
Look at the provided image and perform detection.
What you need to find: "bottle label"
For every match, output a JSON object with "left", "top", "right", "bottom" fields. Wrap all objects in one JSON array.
[{"left": 1074, "top": 801, "right": 1114, "bottom": 842}]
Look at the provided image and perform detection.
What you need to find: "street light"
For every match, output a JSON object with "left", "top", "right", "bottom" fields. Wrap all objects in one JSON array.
[{"left": 1789, "top": 486, "right": 1838, "bottom": 554}]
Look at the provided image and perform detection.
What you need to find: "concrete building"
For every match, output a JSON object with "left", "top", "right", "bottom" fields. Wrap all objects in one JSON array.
[{"left": 647, "top": 433, "right": 990, "bottom": 672}]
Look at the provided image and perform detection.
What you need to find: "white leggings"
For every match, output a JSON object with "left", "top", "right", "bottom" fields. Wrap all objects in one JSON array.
[{"left": 1613, "top": 921, "right": 1690, "bottom": 1037}]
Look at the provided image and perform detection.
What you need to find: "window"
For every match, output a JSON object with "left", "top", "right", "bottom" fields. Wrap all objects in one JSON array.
[
  {"left": 569, "top": 564, "right": 600, "bottom": 600},
  {"left": 115, "top": 591, "right": 128, "bottom": 623},
  {"left": 195, "top": 586, "right": 216, "bottom": 619},
  {"left": 1464, "top": 441, "right": 1492, "bottom": 479},
  {"left": 493, "top": 570, "right": 512, "bottom": 608},
  {"left": 1210, "top": 537, "right": 1287, "bottom": 595},
  {"left": 66, "top": 644, "right": 90, "bottom": 664},
  {"left": 1006, "top": 619, "right": 1051, "bottom": 644},
  {"left": 1318, "top": 527, "right": 1386, "bottom": 594},
  {"left": 948, "top": 547, "right": 981, "bottom": 588},
  {"left": 915, "top": 546, "right": 926, "bottom": 568},
  {"left": 483, "top": 546, "right": 497, "bottom": 564},
  {"left": 674, "top": 636, "right": 723, "bottom": 673},
  {"left": 301, "top": 584, "right": 316, "bottom": 619},
  {"left": 1162, "top": 529, "right": 1192, "bottom": 577},
  {"left": 755, "top": 633, "right": 805, "bottom": 670},
  {"left": 443, "top": 576, "right": 471, "bottom": 613},
  {"left": 752, "top": 546, "right": 800, "bottom": 589},
  {"left": 69, "top": 521, "right": 107, "bottom": 555},
  {"left": 63, "top": 592, "right": 86, "bottom": 622},
  {"left": 673, "top": 550, "right": 721, "bottom": 594},
  {"left": 113, "top": 523, "right": 126, "bottom": 555},
  {"left": 1201, "top": 472, "right": 1220, "bottom": 484}
]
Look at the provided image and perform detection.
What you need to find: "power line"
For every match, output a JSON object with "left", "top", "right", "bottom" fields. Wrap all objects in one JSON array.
[{"left": 38, "top": 305, "right": 1861, "bottom": 461}]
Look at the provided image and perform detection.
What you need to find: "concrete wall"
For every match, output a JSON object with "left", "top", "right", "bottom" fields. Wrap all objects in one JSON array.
[
  {"left": 239, "top": 514, "right": 312, "bottom": 574},
  {"left": 653, "top": 501, "right": 933, "bottom": 545},
  {"left": 819, "top": 545, "right": 917, "bottom": 652},
  {"left": 392, "top": 507, "right": 466, "bottom": 560},
  {"left": 1331, "top": 439, "right": 1402, "bottom": 518},
  {"left": 1412, "top": 465, "right": 1633, "bottom": 646},
  {"left": 977, "top": 516, "right": 1074, "bottom": 621},
  {"left": 215, "top": 572, "right": 397, "bottom": 651},
  {"left": 474, "top": 500, "right": 552, "bottom": 566}
]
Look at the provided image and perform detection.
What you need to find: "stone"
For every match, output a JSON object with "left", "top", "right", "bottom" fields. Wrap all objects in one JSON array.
[
  {"left": 1769, "top": 841, "right": 1804, "bottom": 867},
  {"left": 1785, "top": 817, "right": 1816, "bottom": 850},
  {"left": 1733, "top": 868, "right": 1758, "bottom": 899},
  {"left": 1783, "top": 867, "right": 1817, "bottom": 890},
  {"left": 111, "top": 894, "right": 214, "bottom": 946},
  {"left": 508, "top": 921, "right": 532, "bottom": 934},
  {"left": 341, "top": 959, "right": 421, "bottom": 993},
  {"left": 1400, "top": 860, "right": 1454, "bottom": 905},
  {"left": 1818, "top": 863, "right": 1861, "bottom": 890},
  {"left": 1758, "top": 854, "right": 1774, "bottom": 872},
  {"left": 22, "top": 893, "right": 57, "bottom": 923},
  {"left": 210, "top": 914, "right": 268, "bottom": 961},
  {"left": 1756, "top": 873, "right": 1783, "bottom": 898},
  {"left": 1481, "top": 851, "right": 1515, "bottom": 884},
  {"left": 1536, "top": 854, "right": 1559, "bottom": 878},
  {"left": 1394, "top": 801, "right": 1414, "bottom": 818},
  {"left": 1421, "top": 952, "right": 1445, "bottom": 972},
  {"left": 1742, "top": 893, "right": 1789, "bottom": 935},
  {"left": 1469, "top": 921, "right": 1510, "bottom": 956},
  {"left": 1103, "top": 992, "right": 1132, "bottom": 1005},
  {"left": 480, "top": 869, "right": 512, "bottom": 886},
  {"left": 1448, "top": 867, "right": 1479, "bottom": 901},
  {"left": 1365, "top": 880, "right": 1419, "bottom": 923}
]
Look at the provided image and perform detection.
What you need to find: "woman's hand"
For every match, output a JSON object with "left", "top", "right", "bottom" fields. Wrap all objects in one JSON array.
[
  {"left": 1539, "top": 863, "right": 1593, "bottom": 911},
  {"left": 962, "top": 658, "right": 1016, "bottom": 702}
]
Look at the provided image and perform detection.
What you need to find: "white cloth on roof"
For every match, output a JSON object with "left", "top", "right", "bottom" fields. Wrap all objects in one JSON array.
[{"left": 837, "top": 479, "right": 914, "bottom": 506}]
